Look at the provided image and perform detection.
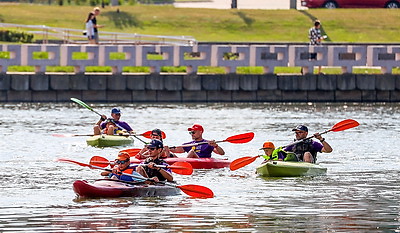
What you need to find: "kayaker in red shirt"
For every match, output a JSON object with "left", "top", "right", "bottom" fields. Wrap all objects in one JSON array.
[
  {"left": 169, "top": 124, "right": 225, "bottom": 158},
  {"left": 101, "top": 152, "right": 140, "bottom": 182},
  {"left": 136, "top": 139, "right": 173, "bottom": 182}
]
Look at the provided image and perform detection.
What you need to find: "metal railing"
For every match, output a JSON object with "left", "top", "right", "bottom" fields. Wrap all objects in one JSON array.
[{"left": 0, "top": 22, "right": 197, "bottom": 46}]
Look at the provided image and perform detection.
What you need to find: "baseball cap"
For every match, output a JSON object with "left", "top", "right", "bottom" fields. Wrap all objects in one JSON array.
[
  {"left": 116, "top": 152, "right": 130, "bottom": 161},
  {"left": 261, "top": 141, "right": 275, "bottom": 150},
  {"left": 187, "top": 124, "right": 204, "bottom": 132},
  {"left": 292, "top": 125, "right": 308, "bottom": 132},
  {"left": 151, "top": 128, "right": 162, "bottom": 137},
  {"left": 148, "top": 139, "right": 163, "bottom": 149},
  {"left": 111, "top": 108, "right": 121, "bottom": 114}
]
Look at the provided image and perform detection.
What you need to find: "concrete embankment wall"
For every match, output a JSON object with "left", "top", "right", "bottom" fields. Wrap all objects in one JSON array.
[{"left": 1, "top": 73, "right": 399, "bottom": 102}]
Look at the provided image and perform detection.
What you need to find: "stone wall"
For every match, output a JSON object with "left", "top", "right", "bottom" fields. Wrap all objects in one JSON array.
[{"left": 1, "top": 73, "right": 399, "bottom": 102}]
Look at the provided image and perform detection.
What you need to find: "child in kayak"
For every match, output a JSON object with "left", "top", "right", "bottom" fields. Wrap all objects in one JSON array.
[
  {"left": 136, "top": 139, "right": 173, "bottom": 183},
  {"left": 261, "top": 141, "right": 298, "bottom": 163},
  {"left": 101, "top": 152, "right": 142, "bottom": 182}
]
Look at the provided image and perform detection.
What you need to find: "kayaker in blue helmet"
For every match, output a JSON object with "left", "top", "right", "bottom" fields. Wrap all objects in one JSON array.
[
  {"left": 285, "top": 125, "right": 333, "bottom": 163},
  {"left": 94, "top": 107, "right": 134, "bottom": 135},
  {"left": 169, "top": 124, "right": 225, "bottom": 158},
  {"left": 136, "top": 129, "right": 177, "bottom": 160},
  {"left": 101, "top": 152, "right": 141, "bottom": 182},
  {"left": 136, "top": 139, "right": 173, "bottom": 182}
]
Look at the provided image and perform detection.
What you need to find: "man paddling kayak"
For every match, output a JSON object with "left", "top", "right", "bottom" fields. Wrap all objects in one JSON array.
[
  {"left": 285, "top": 125, "right": 332, "bottom": 163},
  {"left": 94, "top": 108, "right": 134, "bottom": 135},
  {"left": 169, "top": 124, "right": 225, "bottom": 158},
  {"left": 136, "top": 139, "right": 173, "bottom": 182}
]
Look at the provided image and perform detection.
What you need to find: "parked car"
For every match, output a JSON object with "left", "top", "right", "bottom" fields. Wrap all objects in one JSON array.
[{"left": 301, "top": 0, "right": 400, "bottom": 8}]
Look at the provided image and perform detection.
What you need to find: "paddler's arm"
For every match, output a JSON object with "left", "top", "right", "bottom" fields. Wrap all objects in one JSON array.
[
  {"left": 148, "top": 162, "right": 173, "bottom": 182},
  {"left": 209, "top": 140, "right": 225, "bottom": 155},
  {"left": 168, "top": 146, "right": 185, "bottom": 153},
  {"left": 96, "top": 114, "right": 107, "bottom": 126},
  {"left": 314, "top": 133, "right": 333, "bottom": 153}
]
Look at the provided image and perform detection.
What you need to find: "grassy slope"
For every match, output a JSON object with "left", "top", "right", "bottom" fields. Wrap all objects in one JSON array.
[{"left": 0, "top": 4, "right": 399, "bottom": 42}]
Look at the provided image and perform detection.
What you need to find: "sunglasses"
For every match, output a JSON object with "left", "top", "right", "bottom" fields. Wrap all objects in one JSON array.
[
  {"left": 115, "top": 159, "right": 129, "bottom": 164},
  {"left": 189, "top": 131, "right": 196, "bottom": 135},
  {"left": 147, "top": 147, "right": 157, "bottom": 151},
  {"left": 295, "top": 131, "right": 306, "bottom": 134},
  {"left": 151, "top": 134, "right": 161, "bottom": 137}
]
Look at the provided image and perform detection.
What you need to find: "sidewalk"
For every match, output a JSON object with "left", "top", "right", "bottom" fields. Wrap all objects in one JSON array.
[{"left": 174, "top": 0, "right": 306, "bottom": 9}]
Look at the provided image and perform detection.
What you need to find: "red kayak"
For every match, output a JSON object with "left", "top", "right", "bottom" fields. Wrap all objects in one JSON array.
[
  {"left": 131, "top": 157, "right": 231, "bottom": 169},
  {"left": 73, "top": 179, "right": 180, "bottom": 198}
]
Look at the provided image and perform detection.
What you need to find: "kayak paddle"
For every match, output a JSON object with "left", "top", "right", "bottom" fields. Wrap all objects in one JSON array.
[
  {"left": 173, "top": 132, "right": 254, "bottom": 148},
  {"left": 57, "top": 158, "right": 213, "bottom": 198},
  {"left": 283, "top": 119, "right": 360, "bottom": 148},
  {"left": 89, "top": 156, "right": 194, "bottom": 175},
  {"left": 229, "top": 119, "right": 360, "bottom": 171},
  {"left": 70, "top": 97, "right": 166, "bottom": 141},
  {"left": 52, "top": 130, "right": 163, "bottom": 139},
  {"left": 119, "top": 148, "right": 142, "bottom": 157}
]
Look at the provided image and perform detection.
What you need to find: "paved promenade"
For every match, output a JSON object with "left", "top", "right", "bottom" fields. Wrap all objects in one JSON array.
[{"left": 174, "top": 0, "right": 306, "bottom": 9}]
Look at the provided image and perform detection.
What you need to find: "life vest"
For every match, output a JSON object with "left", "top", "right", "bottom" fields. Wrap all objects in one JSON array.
[
  {"left": 292, "top": 139, "right": 317, "bottom": 162},
  {"left": 110, "top": 166, "right": 137, "bottom": 182},
  {"left": 142, "top": 158, "right": 169, "bottom": 181},
  {"left": 262, "top": 147, "right": 298, "bottom": 162}
]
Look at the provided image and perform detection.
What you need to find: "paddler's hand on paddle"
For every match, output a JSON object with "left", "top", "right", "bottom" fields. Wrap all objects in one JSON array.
[
  {"left": 147, "top": 162, "right": 158, "bottom": 170},
  {"left": 314, "top": 132, "right": 333, "bottom": 153},
  {"left": 209, "top": 140, "right": 225, "bottom": 155}
]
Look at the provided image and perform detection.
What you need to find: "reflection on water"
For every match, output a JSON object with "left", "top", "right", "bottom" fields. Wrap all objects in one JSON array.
[{"left": 0, "top": 102, "right": 400, "bottom": 232}]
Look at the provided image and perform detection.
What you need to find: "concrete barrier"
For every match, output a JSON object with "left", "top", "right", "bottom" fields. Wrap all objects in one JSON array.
[
  {"left": 1, "top": 44, "right": 400, "bottom": 75},
  {"left": 0, "top": 73, "right": 398, "bottom": 102}
]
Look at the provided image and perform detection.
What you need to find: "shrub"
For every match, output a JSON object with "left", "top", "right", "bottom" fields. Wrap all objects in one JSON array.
[{"left": 0, "top": 30, "right": 34, "bottom": 43}]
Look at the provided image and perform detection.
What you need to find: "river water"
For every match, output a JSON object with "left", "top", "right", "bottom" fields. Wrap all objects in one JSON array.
[{"left": 0, "top": 102, "right": 399, "bottom": 232}]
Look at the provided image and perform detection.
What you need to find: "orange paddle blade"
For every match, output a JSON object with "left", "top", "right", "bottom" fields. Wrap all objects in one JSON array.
[
  {"left": 56, "top": 158, "right": 92, "bottom": 168},
  {"left": 229, "top": 155, "right": 259, "bottom": 171},
  {"left": 89, "top": 156, "right": 111, "bottom": 168},
  {"left": 141, "top": 131, "right": 167, "bottom": 139},
  {"left": 167, "top": 162, "right": 193, "bottom": 175},
  {"left": 177, "top": 184, "right": 214, "bottom": 198},
  {"left": 331, "top": 119, "right": 360, "bottom": 132},
  {"left": 224, "top": 132, "right": 254, "bottom": 144},
  {"left": 119, "top": 148, "right": 142, "bottom": 157}
]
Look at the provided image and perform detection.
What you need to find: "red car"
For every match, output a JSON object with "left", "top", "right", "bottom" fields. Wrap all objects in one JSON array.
[{"left": 301, "top": 0, "right": 400, "bottom": 8}]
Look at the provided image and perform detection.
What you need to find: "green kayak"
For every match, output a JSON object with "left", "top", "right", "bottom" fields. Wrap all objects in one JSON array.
[
  {"left": 256, "top": 161, "right": 327, "bottom": 177},
  {"left": 86, "top": 135, "right": 134, "bottom": 147}
]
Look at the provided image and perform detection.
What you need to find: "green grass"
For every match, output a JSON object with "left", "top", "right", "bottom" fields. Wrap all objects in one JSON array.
[
  {"left": 0, "top": 4, "right": 400, "bottom": 42},
  {"left": 1, "top": 4, "right": 400, "bottom": 74}
]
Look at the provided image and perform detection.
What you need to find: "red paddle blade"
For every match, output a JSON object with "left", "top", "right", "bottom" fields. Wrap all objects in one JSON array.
[
  {"left": 177, "top": 184, "right": 214, "bottom": 198},
  {"left": 52, "top": 134, "right": 69, "bottom": 137},
  {"left": 331, "top": 119, "right": 360, "bottom": 132},
  {"left": 230, "top": 156, "right": 259, "bottom": 171},
  {"left": 168, "top": 162, "right": 193, "bottom": 175},
  {"left": 56, "top": 158, "right": 91, "bottom": 168},
  {"left": 119, "top": 148, "right": 142, "bottom": 157},
  {"left": 141, "top": 131, "right": 167, "bottom": 139},
  {"left": 225, "top": 132, "right": 254, "bottom": 144},
  {"left": 89, "top": 156, "right": 110, "bottom": 168}
]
